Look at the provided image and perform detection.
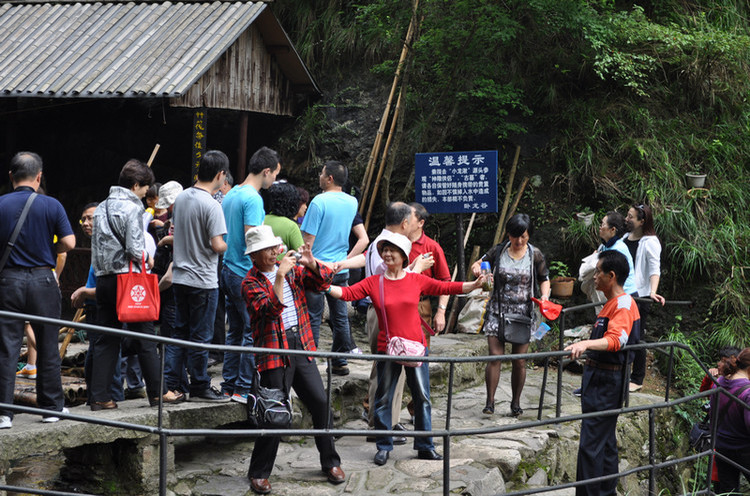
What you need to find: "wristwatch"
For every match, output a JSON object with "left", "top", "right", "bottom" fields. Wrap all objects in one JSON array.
[{"left": 438, "top": 304, "right": 448, "bottom": 310}]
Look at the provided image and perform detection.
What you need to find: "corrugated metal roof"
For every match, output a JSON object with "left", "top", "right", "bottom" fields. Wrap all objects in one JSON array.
[{"left": 0, "top": 1, "right": 318, "bottom": 98}]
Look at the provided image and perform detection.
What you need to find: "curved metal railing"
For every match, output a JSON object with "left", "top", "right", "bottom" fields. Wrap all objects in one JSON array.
[{"left": 0, "top": 299, "right": 747, "bottom": 496}]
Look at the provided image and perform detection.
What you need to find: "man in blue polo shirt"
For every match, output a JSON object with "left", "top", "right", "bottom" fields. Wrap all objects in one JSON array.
[
  {"left": 301, "top": 161, "right": 363, "bottom": 376},
  {"left": 0, "top": 152, "right": 75, "bottom": 428}
]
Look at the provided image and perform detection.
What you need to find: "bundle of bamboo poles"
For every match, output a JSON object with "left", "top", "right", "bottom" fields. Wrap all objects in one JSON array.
[{"left": 359, "top": 0, "right": 420, "bottom": 230}]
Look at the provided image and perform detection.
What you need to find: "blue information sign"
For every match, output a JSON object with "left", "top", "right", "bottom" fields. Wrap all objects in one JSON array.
[{"left": 415, "top": 150, "right": 498, "bottom": 214}]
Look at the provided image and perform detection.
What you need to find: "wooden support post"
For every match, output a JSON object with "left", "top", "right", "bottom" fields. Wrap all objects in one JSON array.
[
  {"left": 237, "top": 113, "right": 248, "bottom": 181},
  {"left": 493, "top": 145, "right": 521, "bottom": 246}
]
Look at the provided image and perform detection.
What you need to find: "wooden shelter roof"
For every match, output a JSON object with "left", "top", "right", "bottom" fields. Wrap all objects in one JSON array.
[{"left": 0, "top": 0, "right": 319, "bottom": 110}]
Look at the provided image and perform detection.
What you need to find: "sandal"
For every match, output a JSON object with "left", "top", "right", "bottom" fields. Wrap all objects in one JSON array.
[
  {"left": 150, "top": 390, "right": 185, "bottom": 407},
  {"left": 510, "top": 405, "right": 523, "bottom": 417},
  {"left": 482, "top": 403, "right": 495, "bottom": 415}
]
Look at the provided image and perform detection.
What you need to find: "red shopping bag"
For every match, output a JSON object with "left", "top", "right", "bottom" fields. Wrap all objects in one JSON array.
[{"left": 116, "top": 254, "right": 160, "bottom": 323}]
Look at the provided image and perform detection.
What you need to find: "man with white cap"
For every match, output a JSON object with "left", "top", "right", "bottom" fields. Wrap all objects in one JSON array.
[{"left": 241, "top": 225, "right": 345, "bottom": 494}]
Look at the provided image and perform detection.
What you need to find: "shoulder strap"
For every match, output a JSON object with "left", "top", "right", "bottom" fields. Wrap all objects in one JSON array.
[
  {"left": 379, "top": 275, "right": 389, "bottom": 341},
  {"left": 104, "top": 199, "right": 127, "bottom": 251},
  {"left": 0, "top": 192, "right": 38, "bottom": 272}
]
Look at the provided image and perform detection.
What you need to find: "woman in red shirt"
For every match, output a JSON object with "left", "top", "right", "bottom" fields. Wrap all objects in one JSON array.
[{"left": 328, "top": 232, "right": 485, "bottom": 466}]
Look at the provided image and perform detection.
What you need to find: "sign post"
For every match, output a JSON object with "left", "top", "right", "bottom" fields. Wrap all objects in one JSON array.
[
  {"left": 191, "top": 109, "right": 207, "bottom": 184},
  {"left": 415, "top": 150, "right": 498, "bottom": 281}
]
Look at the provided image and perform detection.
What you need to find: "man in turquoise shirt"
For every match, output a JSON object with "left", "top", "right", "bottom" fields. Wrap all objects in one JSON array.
[
  {"left": 301, "top": 161, "right": 363, "bottom": 375},
  {"left": 220, "top": 147, "right": 280, "bottom": 401}
]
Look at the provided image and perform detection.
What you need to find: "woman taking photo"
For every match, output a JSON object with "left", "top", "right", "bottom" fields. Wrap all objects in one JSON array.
[
  {"left": 712, "top": 347, "right": 750, "bottom": 494},
  {"left": 328, "top": 232, "right": 485, "bottom": 466},
  {"left": 471, "top": 214, "right": 550, "bottom": 417},
  {"left": 623, "top": 204, "right": 665, "bottom": 392}
]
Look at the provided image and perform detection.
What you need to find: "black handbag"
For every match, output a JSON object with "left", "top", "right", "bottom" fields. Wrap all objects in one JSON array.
[
  {"left": 688, "top": 413, "right": 711, "bottom": 452},
  {"left": 502, "top": 313, "right": 532, "bottom": 344},
  {"left": 246, "top": 365, "right": 292, "bottom": 428}
]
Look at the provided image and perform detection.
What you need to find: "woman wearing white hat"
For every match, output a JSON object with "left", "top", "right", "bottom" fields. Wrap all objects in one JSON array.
[{"left": 328, "top": 231, "right": 486, "bottom": 466}]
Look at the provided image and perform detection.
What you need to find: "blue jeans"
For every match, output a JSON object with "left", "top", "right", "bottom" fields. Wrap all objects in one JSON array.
[
  {"left": 374, "top": 351, "right": 434, "bottom": 452},
  {"left": 306, "top": 272, "right": 354, "bottom": 367},
  {"left": 0, "top": 268, "right": 64, "bottom": 418},
  {"left": 168, "top": 284, "right": 218, "bottom": 394},
  {"left": 220, "top": 265, "right": 255, "bottom": 395},
  {"left": 159, "top": 293, "right": 188, "bottom": 393}
]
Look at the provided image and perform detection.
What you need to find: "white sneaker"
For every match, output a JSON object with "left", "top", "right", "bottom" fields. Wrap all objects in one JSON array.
[
  {"left": 42, "top": 407, "right": 69, "bottom": 423},
  {"left": 0, "top": 415, "right": 12, "bottom": 429}
]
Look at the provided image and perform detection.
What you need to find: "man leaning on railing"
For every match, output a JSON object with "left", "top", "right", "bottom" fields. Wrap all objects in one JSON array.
[{"left": 565, "top": 250, "right": 641, "bottom": 496}]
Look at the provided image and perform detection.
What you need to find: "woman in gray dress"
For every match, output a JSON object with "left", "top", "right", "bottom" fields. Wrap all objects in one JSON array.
[{"left": 471, "top": 214, "right": 550, "bottom": 416}]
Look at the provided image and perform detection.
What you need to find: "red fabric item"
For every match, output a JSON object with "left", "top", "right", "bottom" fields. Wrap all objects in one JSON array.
[
  {"left": 116, "top": 255, "right": 160, "bottom": 323},
  {"left": 242, "top": 263, "right": 334, "bottom": 372},
  {"left": 340, "top": 272, "right": 464, "bottom": 352},
  {"left": 408, "top": 232, "right": 451, "bottom": 282},
  {"left": 531, "top": 297, "right": 562, "bottom": 320}
]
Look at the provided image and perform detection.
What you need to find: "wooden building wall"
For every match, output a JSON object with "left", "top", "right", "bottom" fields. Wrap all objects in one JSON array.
[{"left": 174, "top": 24, "right": 295, "bottom": 116}]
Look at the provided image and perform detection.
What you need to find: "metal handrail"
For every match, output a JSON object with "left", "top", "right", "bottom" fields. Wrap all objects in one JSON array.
[{"left": 0, "top": 303, "right": 748, "bottom": 496}]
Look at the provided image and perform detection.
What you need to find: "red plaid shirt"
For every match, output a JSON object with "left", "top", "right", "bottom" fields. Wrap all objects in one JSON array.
[{"left": 241, "top": 262, "right": 333, "bottom": 372}]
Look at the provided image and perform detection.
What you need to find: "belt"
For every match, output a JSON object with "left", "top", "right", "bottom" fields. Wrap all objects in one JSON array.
[
  {"left": 585, "top": 358, "right": 622, "bottom": 371},
  {"left": 3, "top": 266, "right": 54, "bottom": 271},
  {"left": 285, "top": 325, "right": 299, "bottom": 336}
]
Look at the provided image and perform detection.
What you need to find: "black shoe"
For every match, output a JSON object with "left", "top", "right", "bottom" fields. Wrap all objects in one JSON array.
[
  {"left": 190, "top": 386, "right": 231, "bottom": 402},
  {"left": 393, "top": 423, "right": 408, "bottom": 431},
  {"left": 374, "top": 450, "right": 389, "bottom": 466},
  {"left": 206, "top": 358, "right": 219, "bottom": 368},
  {"left": 417, "top": 449, "right": 443, "bottom": 461},
  {"left": 124, "top": 387, "right": 146, "bottom": 400},
  {"left": 393, "top": 436, "right": 407, "bottom": 445},
  {"left": 510, "top": 405, "right": 523, "bottom": 417},
  {"left": 573, "top": 388, "right": 582, "bottom": 397},
  {"left": 330, "top": 366, "right": 350, "bottom": 376}
]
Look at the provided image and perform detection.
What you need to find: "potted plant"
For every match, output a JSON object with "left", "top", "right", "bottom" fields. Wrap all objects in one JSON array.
[
  {"left": 548, "top": 260, "right": 575, "bottom": 298},
  {"left": 685, "top": 171, "right": 707, "bottom": 188},
  {"left": 575, "top": 209, "right": 595, "bottom": 226}
]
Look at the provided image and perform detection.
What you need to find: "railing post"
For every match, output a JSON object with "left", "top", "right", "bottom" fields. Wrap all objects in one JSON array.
[
  {"left": 556, "top": 311, "right": 565, "bottom": 418},
  {"left": 158, "top": 341, "right": 167, "bottom": 496},
  {"left": 538, "top": 356, "right": 549, "bottom": 421},
  {"left": 443, "top": 362, "right": 455, "bottom": 496}
]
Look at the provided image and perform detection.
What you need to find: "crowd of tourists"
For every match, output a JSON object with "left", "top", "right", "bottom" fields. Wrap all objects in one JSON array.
[{"left": 1, "top": 149, "right": 747, "bottom": 495}]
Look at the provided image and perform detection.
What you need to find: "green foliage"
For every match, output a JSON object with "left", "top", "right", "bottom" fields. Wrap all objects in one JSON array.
[
  {"left": 548, "top": 260, "right": 571, "bottom": 279},
  {"left": 273, "top": 0, "right": 750, "bottom": 349}
]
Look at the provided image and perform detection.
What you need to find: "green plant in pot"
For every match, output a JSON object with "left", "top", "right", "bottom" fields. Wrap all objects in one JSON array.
[{"left": 549, "top": 260, "right": 575, "bottom": 298}]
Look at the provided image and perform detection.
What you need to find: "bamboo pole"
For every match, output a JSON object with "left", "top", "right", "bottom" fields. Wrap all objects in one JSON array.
[
  {"left": 446, "top": 244, "right": 481, "bottom": 333},
  {"left": 59, "top": 308, "right": 85, "bottom": 360},
  {"left": 364, "top": 84, "right": 405, "bottom": 230},
  {"left": 493, "top": 145, "right": 521, "bottom": 246},
  {"left": 360, "top": 0, "right": 419, "bottom": 216},
  {"left": 146, "top": 144, "right": 160, "bottom": 167},
  {"left": 443, "top": 213, "right": 476, "bottom": 333},
  {"left": 498, "top": 176, "right": 530, "bottom": 242}
]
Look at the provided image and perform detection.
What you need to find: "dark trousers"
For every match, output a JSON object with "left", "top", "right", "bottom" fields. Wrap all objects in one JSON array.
[
  {"left": 576, "top": 366, "right": 624, "bottom": 496},
  {"left": 248, "top": 330, "right": 341, "bottom": 479},
  {"left": 90, "top": 274, "right": 164, "bottom": 402},
  {"left": 716, "top": 447, "right": 750, "bottom": 494},
  {"left": 167, "top": 284, "right": 218, "bottom": 394},
  {"left": 630, "top": 299, "right": 651, "bottom": 385},
  {"left": 0, "top": 268, "right": 64, "bottom": 418}
]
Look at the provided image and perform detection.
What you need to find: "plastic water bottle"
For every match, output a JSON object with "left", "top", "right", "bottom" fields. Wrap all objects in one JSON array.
[
  {"left": 531, "top": 322, "right": 551, "bottom": 342},
  {"left": 480, "top": 261, "right": 493, "bottom": 292}
]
